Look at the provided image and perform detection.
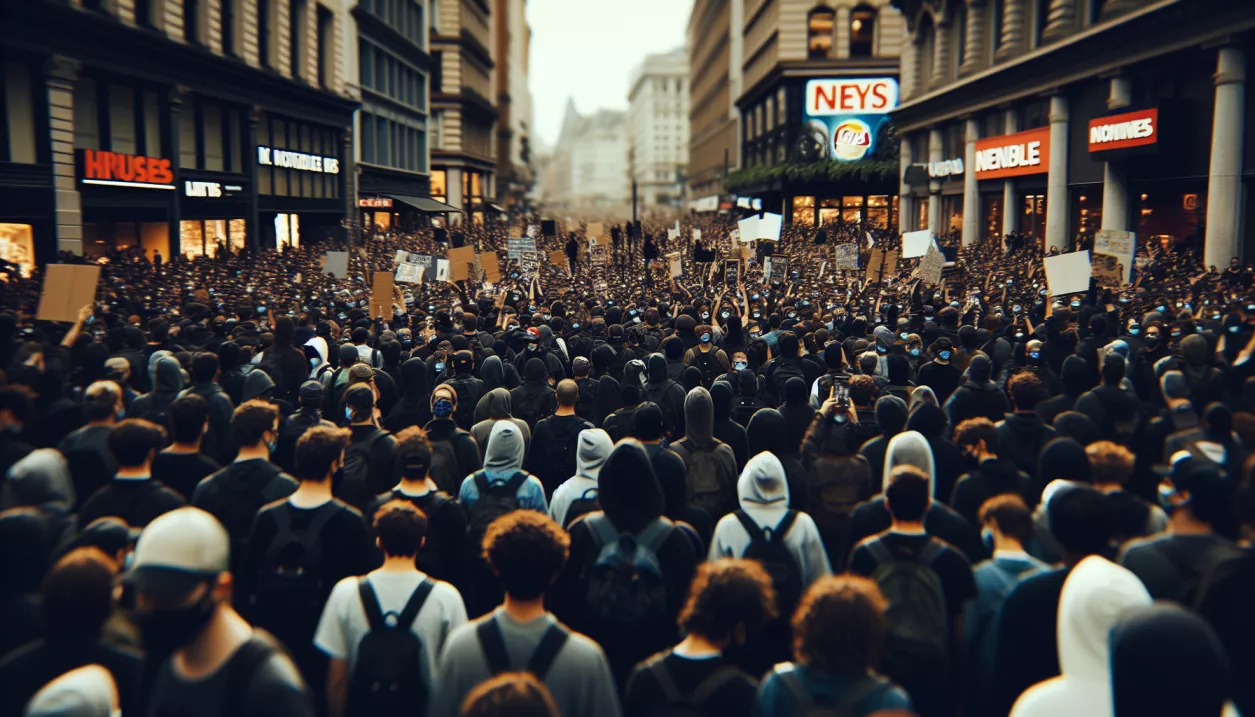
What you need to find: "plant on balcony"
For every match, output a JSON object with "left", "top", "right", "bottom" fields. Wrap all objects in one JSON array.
[{"left": 723, "top": 158, "right": 899, "bottom": 194}]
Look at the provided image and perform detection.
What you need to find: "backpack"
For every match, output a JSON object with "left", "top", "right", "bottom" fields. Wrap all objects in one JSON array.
[
  {"left": 1156, "top": 538, "right": 1247, "bottom": 607},
  {"left": 643, "top": 657, "right": 745, "bottom": 717},
  {"left": 341, "top": 430, "right": 391, "bottom": 504},
  {"left": 563, "top": 486, "right": 600, "bottom": 529},
  {"left": 583, "top": 513, "right": 673, "bottom": 642},
  {"left": 864, "top": 538, "right": 950, "bottom": 682},
  {"left": 731, "top": 395, "right": 762, "bottom": 427},
  {"left": 735, "top": 510, "right": 804, "bottom": 613},
  {"left": 348, "top": 578, "right": 434, "bottom": 717},
  {"left": 778, "top": 669, "right": 891, "bottom": 717},
  {"left": 476, "top": 618, "right": 569, "bottom": 680},
  {"left": 427, "top": 438, "right": 463, "bottom": 495},
  {"left": 574, "top": 377, "right": 599, "bottom": 420},
  {"left": 643, "top": 382, "right": 681, "bottom": 436},
  {"left": 676, "top": 439, "right": 734, "bottom": 518},
  {"left": 692, "top": 349, "right": 720, "bottom": 388},
  {"left": 768, "top": 360, "right": 805, "bottom": 407},
  {"left": 250, "top": 503, "right": 338, "bottom": 630},
  {"left": 467, "top": 471, "right": 529, "bottom": 542},
  {"left": 511, "top": 387, "right": 550, "bottom": 430},
  {"left": 537, "top": 418, "right": 587, "bottom": 497}
]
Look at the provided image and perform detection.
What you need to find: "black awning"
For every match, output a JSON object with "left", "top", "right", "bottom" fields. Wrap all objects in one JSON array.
[{"left": 391, "top": 195, "right": 461, "bottom": 213}]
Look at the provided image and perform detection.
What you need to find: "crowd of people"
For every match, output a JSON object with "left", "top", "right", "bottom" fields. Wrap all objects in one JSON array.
[{"left": 1, "top": 211, "right": 1254, "bottom": 717}]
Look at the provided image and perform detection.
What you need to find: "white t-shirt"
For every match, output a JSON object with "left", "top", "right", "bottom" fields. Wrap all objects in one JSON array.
[{"left": 314, "top": 570, "right": 468, "bottom": 676}]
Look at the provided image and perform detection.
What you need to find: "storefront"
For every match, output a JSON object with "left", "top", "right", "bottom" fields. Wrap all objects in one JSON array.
[
  {"left": 178, "top": 171, "right": 249, "bottom": 258},
  {"left": 974, "top": 127, "right": 1052, "bottom": 246},
  {"left": 789, "top": 194, "right": 898, "bottom": 229},
  {"left": 75, "top": 149, "right": 177, "bottom": 259},
  {"left": 255, "top": 113, "right": 347, "bottom": 249}
]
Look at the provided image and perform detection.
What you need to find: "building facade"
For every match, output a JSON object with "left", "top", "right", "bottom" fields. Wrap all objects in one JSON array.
[
  {"left": 628, "top": 48, "right": 690, "bottom": 210},
  {"left": 732, "top": 0, "right": 907, "bottom": 228},
  {"left": 687, "top": 0, "right": 743, "bottom": 211},
  {"left": 0, "top": 0, "right": 358, "bottom": 271},
  {"left": 549, "top": 100, "right": 630, "bottom": 210},
  {"left": 429, "top": 0, "right": 498, "bottom": 224},
  {"left": 892, "top": 0, "right": 1255, "bottom": 265},
  {"left": 494, "top": 0, "right": 533, "bottom": 211},
  {"left": 350, "top": 0, "right": 436, "bottom": 232}
]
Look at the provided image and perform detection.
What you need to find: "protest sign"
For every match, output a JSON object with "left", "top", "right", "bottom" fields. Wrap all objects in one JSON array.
[
  {"left": 550, "top": 250, "right": 568, "bottom": 268},
  {"left": 434, "top": 259, "right": 451, "bottom": 283},
  {"left": 693, "top": 228, "right": 702, "bottom": 241},
  {"left": 917, "top": 244, "right": 945, "bottom": 285},
  {"left": 1045, "top": 250, "right": 1092, "bottom": 296},
  {"left": 370, "top": 272, "right": 393, "bottom": 318},
  {"left": 736, "top": 216, "right": 758, "bottom": 242},
  {"left": 668, "top": 227, "right": 680, "bottom": 241},
  {"left": 666, "top": 251, "right": 683, "bottom": 279},
  {"left": 507, "top": 238, "right": 535, "bottom": 261},
  {"left": 519, "top": 250, "right": 541, "bottom": 276},
  {"left": 902, "top": 230, "right": 932, "bottom": 258},
  {"left": 1094, "top": 230, "right": 1135, "bottom": 284},
  {"left": 1092, "top": 252, "right": 1123, "bottom": 286},
  {"left": 323, "top": 251, "right": 349, "bottom": 278},
  {"left": 446, "top": 246, "right": 475, "bottom": 282},
  {"left": 481, "top": 251, "right": 501, "bottom": 283},
  {"left": 587, "top": 222, "right": 604, "bottom": 239},
  {"left": 759, "top": 213, "right": 782, "bottom": 241},
  {"left": 834, "top": 243, "right": 860, "bottom": 270},
  {"left": 765, "top": 256, "right": 789, "bottom": 283},
  {"left": 38, "top": 264, "right": 100, "bottom": 322},
  {"left": 394, "top": 252, "right": 435, "bottom": 283}
]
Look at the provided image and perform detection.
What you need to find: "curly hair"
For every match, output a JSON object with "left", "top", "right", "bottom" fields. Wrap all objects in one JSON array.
[
  {"left": 482, "top": 511, "right": 570, "bottom": 600},
  {"left": 792, "top": 575, "right": 887, "bottom": 677},
  {"left": 1085, "top": 440, "right": 1134, "bottom": 486},
  {"left": 460, "top": 672, "right": 559, "bottom": 717},
  {"left": 678, "top": 559, "right": 778, "bottom": 643}
]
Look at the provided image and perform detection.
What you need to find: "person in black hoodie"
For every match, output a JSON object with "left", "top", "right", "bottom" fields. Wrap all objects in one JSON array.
[
  {"left": 441, "top": 350, "right": 486, "bottom": 430},
  {"left": 710, "top": 382, "right": 749, "bottom": 471},
  {"left": 908, "top": 401, "right": 965, "bottom": 506},
  {"left": 78, "top": 418, "right": 185, "bottom": 530},
  {"left": 949, "top": 417, "right": 1034, "bottom": 526},
  {"left": 423, "top": 384, "right": 482, "bottom": 494},
  {"left": 553, "top": 440, "right": 699, "bottom": 687},
  {"left": 257, "top": 317, "right": 309, "bottom": 405},
  {"left": 274, "top": 381, "right": 334, "bottom": 474},
  {"left": 215, "top": 341, "right": 248, "bottom": 407},
  {"left": 130, "top": 355, "right": 185, "bottom": 425},
  {"left": 510, "top": 357, "right": 558, "bottom": 431},
  {"left": 777, "top": 377, "right": 815, "bottom": 454},
  {"left": 997, "top": 372, "right": 1057, "bottom": 488},
  {"left": 0, "top": 508, "right": 53, "bottom": 657},
  {"left": 860, "top": 395, "right": 908, "bottom": 483},
  {"left": 385, "top": 357, "right": 432, "bottom": 432},
  {"left": 1075, "top": 353, "right": 1146, "bottom": 446},
  {"left": 944, "top": 355, "right": 1011, "bottom": 427},
  {"left": 178, "top": 352, "right": 237, "bottom": 464},
  {"left": 591, "top": 374, "right": 623, "bottom": 430},
  {"left": 644, "top": 353, "right": 687, "bottom": 440},
  {"left": 57, "top": 381, "right": 120, "bottom": 506},
  {"left": 663, "top": 336, "right": 688, "bottom": 382},
  {"left": 1036, "top": 355, "right": 1089, "bottom": 426},
  {"left": 746, "top": 409, "right": 809, "bottom": 512}
]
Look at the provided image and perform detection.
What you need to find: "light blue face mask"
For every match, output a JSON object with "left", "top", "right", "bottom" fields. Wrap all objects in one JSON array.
[
  {"left": 434, "top": 362, "right": 445, "bottom": 373},
  {"left": 701, "top": 333, "right": 712, "bottom": 343},
  {"left": 981, "top": 527, "right": 995, "bottom": 551},
  {"left": 734, "top": 361, "right": 747, "bottom": 371},
  {"left": 344, "top": 407, "right": 353, "bottom": 422},
  {"left": 910, "top": 348, "right": 921, "bottom": 357},
  {"left": 939, "top": 350, "right": 952, "bottom": 361}
]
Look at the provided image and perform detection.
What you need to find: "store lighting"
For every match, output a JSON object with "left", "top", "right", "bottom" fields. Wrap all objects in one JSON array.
[{"left": 852, "top": 19, "right": 863, "bottom": 32}]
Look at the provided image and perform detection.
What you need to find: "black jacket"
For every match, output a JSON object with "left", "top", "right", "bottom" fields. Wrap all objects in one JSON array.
[
  {"left": 945, "top": 380, "right": 1011, "bottom": 427},
  {"left": 191, "top": 458, "right": 298, "bottom": 574},
  {"left": 949, "top": 457, "right": 1035, "bottom": 526},
  {"left": 996, "top": 412, "right": 1057, "bottom": 487}
]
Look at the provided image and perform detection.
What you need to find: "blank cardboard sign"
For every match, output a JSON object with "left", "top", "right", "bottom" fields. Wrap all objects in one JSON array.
[
  {"left": 446, "top": 246, "right": 475, "bottom": 282},
  {"left": 38, "top": 264, "right": 101, "bottom": 322},
  {"left": 324, "top": 251, "right": 349, "bottom": 278},
  {"left": 1045, "top": 250, "right": 1092, "bottom": 296},
  {"left": 550, "top": 250, "right": 567, "bottom": 268},
  {"left": 902, "top": 231, "right": 932, "bottom": 258},
  {"left": 481, "top": 251, "right": 501, "bottom": 283},
  {"left": 370, "top": 271, "right": 394, "bottom": 317},
  {"left": 587, "top": 222, "right": 604, "bottom": 239}
]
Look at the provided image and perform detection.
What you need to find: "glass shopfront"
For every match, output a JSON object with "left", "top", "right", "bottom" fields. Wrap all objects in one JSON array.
[
  {"left": 982, "top": 195, "right": 1003, "bottom": 243},
  {"left": 1134, "top": 182, "right": 1207, "bottom": 250},
  {"left": 1070, "top": 187, "right": 1103, "bottom": 240},
  {"left": 0, "top": 224, "right": 35, "bottom": 277},
  {"left": 792, "top": 195, "right": 897, "bottom": 228},
  {"left": 1020, "top": 192, "right": 1047, "bottom": 244},
  {"left": 179, "top": 219, "right": 246, "bottom": 258},
  {"left": 942, "top": 195, "right": 963, "bottom": 233}
]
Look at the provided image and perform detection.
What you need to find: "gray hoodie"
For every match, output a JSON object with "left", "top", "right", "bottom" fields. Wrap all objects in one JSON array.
[
  {"left": 2, "top": 449, "right": 77, "bottom": 550},
  {"left": 471, "top": 388, "right": 531, "bottom": 451},
  {"left": 549, "top": 428, "right": 614, "bottom": 527},
  {"left": 243, "top": 369, "right": 276, "bottom": 402},
  {"left": 707, "top": 452, "right": 831, "bottom": 587}
]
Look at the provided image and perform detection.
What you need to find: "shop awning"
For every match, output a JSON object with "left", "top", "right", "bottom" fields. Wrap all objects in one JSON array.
[{"left": 390, "top": 195, "right": 461, "bottom": 213}]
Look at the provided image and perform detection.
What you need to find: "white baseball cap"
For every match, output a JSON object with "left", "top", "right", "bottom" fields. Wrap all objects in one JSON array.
[{"left": 125, "top": 507, "right": 229, "bottom": 603}]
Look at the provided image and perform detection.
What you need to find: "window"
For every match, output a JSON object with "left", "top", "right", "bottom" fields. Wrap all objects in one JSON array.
[
  {"left": 808, "top": 6, "right": 835, "bottom": 59},
  {"left": 1035, "top": 0, "right": 1050, "bottom": 46},
  {"left": 955, "top": 4, "right": 967, "bottom": 70},
  {"left": 918, "top": 15, "right": 936, "bottom": 91},
  {"left": 290, "top": 0, "right": 306, "bottom": 79},
  {"left": 360, "top": 43, "right": 373, "bottom": 90},
  {"left": 179, "top": 99, "right": 197, "bottom": 168},
  {"left": 361, "top": 112, "right": 375, "bottom": 163},
  {"left": 850, "top": 5, "right": 876, "bottom": 57},
  {"left": 432, "top": 52, "right": 442, "bottom": 92},
  {"left": 991, "top": 0, "right": 1004, "bottom": 53},
  {"left": 73, "top": 77, "right": 99, "bottom": 150},
  {"left": 377, "top": 116, "right": 389, "bottom": 165},
  {"left": 2, "top": 63, "right": 36, "bottom": 164},
  {"left": 185, "top": 0, "right": 200, "bottom": 44},
  {"left": 135, "top": 0, "right": 152, "bottom": 26},
  {"left": 317, "top": 5, "right": 334, "bottom": 88},
  {"left": 222, "top": 0, "right": 235, "bottom": 54},
  {"left": 259, "top": 0, "right": 273, "bottom": 68},
  {"left": 203, "top": 103, "right": 223, "bottom": 171},
  {"left": 777, "top": 87, "right": 786, "bottom": 125},
  {"left": 109, "top": 86, "right": 136, "bottom": 154},
  {"left": 431, "top": 169, "right": 446, "bottom": 201}
]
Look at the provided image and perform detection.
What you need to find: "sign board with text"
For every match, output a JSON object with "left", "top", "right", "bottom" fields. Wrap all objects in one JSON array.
[
  {"left": 834, "top": 243, "right": 860, "bottom": 270},
  {"left": 803, "top": 78, "right": 899, "bottom": 162},
  {"left": 974, "top": 127, "right": 1051, "bottom": 180},
  {"left": 507, "top": 238, "right": 535, "bottom": 261},
  {"left": 917, "top": 244, "right": 945, "bottom": 285},
  {"left": 1088, "top": 109, "right": 1158, "bottom": 153},
  {"left": 1093, "top": 230, "right": 1135, "bottom": 285}
]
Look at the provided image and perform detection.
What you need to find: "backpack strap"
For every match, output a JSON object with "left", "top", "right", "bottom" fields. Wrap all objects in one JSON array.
[
  {"left": 864, "top": 537, "right": 894, "bottom": 565},
  {"left": 734, "top": 510, "right": 764, "bottom": 543},
  {"left": 526, "top": 623, "right": 570, "bottom": 680},
  {"left": 646, "top": 658, "right": 683, "bottom": 704},
  {"left": 635, "top": 516, "right": 675, "bottom": 553},
  {"left": 474, "top": 471, "right": 490, "bottom": 496},
  {"left": 689, "top": 665, "right": 747, "bottom": 706},
  {"left": 585, "top": 512, "right": 619, "bottom": 549},
  {"left": 778, "top": 669, "right": 815, "bottom": 711},
  {"left": 358, "top": 577, "right": 386, "bottom": 631},
  {"left": 476, "top": 618, "right": 511, "bottom": 675},
  {"left": 835, "top": 676, "right": 891, "bottom": 714},
  {"left": 916, "top": 538, "right": 945, "bottom": 567},
  {"left": 306, "top": 501, "right": 341, "bottom": 536},
  {"left": 772, "top": 510, "right": 799, "bottom": 541},
  {"left": 504, "top": 471, "right": 529, "bottom": 494},
  {"left": 225, "top": 637, "right": 279, "bottom": 717},
  {"left": 396, "top": 578, "right": 435, "bottom": 627}
]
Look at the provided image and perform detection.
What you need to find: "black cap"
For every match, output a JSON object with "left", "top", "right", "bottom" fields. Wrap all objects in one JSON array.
[
  {"left": 344, "top": 384, "right": 375, "bottom": 410},
  {"left": 299, "top": 380, "right": 324, "bottom": 403}
]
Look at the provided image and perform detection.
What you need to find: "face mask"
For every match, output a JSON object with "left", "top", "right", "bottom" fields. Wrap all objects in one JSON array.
[
  {"left": 1157, "top": 305, "right": 1167, "bottom": 314},
  {"left": 1128, "top": 326, "right": 1140, "bottom": 335},
  {"left": 116, "top": 408, "right": 126, "bottom": 420},
  {"left": 1157, "top": 483, "right": 1187, "bottom": 511},
  {"left": 1030, "top": 351, "right": 1041, "bottom": 360},
  {"left": 981, "top": 527, "right": 995, "bottom": 551},
  {"left": 266, "top": 431, "right": 277, "bottom": 454},
  {"left": 734, "top": 361, "right": 747, "bottom": 371},
  {"left": 939, "top": 350, "right": 952, "bottom": 361},
  {"left": 701, "top": 312, "right": 710, "bottom": 320},
  {"left": 1230, "top": 325, "right": 1241, "bottom": 334},
  {"left": 1171, "top": 330, "right": 1182, "bottom": 338},
  {"left": 877, "top": 345, "right": 887, "bottom": 354},
  {"left": 433, "top": 398, "right": 454, "bottom": 418},
  {"left": 899, "top": 332, "right": 909, "bottom": 341},
  {"left": 434, "top": 362, "right": 445, "bottom": 373},
  {"left": 1145, "top": 336, "right": 1161, "bottom": 348},
  {"left": 344, "top": 407, "right": 353, "bottom": 422},
  {"left": 701, "top": 333, "right": 712, "bottom": 344},
  {"left": 1070, "top": 300, "right": 1081, "bottom": 309},
  {"left": 136, "top": 583, "right": 218, "bottom": 655},
  {"left": 910, "top": 347, "right": 921, "bottom": 357},
  {"left": 833, "top": 412, "right": 848, "bottom": 425}
]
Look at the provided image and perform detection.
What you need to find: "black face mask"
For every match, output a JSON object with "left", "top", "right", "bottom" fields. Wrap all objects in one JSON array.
[
  {"left": 136, "top": 583, "right": 218, "bottom": 656},
  {"left": 1145, "top": 336, "right": 1161, "bottom": 349}
]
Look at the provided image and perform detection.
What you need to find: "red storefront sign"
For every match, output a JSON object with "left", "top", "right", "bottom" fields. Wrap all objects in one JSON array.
[
  {"left": 974, "top": 128, "right": 1052, "bottom": 180},
  {"left": 78, "top": 150, "right": 174, "bottom": 188},
  {"left": 1088, "top": 108, "right": 1158, "bottom": 152}
]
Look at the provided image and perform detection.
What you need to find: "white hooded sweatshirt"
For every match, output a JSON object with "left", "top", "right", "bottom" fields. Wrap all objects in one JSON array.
[
  {"left": 707, "top": 452, "right": 832, "bottom": 586},
  {"left": 1009, "top": 556, "right": 1151, "bottom": 717},
  {"left": 882, "top": 430, "right": 936, "bottom": 496},
  {"left": 549, "top": 429, "right": 613, "bottom": 527}
]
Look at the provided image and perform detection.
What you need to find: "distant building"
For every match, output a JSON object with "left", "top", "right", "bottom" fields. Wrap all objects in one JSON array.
[
  {"left": 550, "top": 100, "right": 629, "bottom": 208},
  {"left": 686, "top": 0, "right": 743, "bottom": 210},
  {"left": 495, "top": 0, "right": 534, "bottom": 211},
  {"left": 627, "top": 48, "right": 690, "bottom": 209}
]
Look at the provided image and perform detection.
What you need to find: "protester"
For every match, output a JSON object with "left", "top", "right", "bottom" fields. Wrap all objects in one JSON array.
[
  {"left": 77, "top": 418, "right": 185, "bottom": 529},
  {"left": 151, "top": 394, "right": 222, "bottom": 501}
]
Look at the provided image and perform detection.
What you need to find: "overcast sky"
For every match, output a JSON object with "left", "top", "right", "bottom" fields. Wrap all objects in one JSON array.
[{"left": 526, "top": 0, "right": 693, "bottom": 149}]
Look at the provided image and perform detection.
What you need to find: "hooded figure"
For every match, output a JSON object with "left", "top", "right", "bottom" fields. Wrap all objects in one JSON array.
[
  {"left": 643, "top": 353, "right": 687, "bottom": 439},
  {"left": 242, "top": 367, "right": 276, "bottom": 403},
  {"left": 2, "top": 449, "right": 77, "bottom": 551},
  {"left": 129, "top": 355, "right": 185, "bottom": 423},
  {"left": 1179, "top": 333, "right": 1226, "bottom": 412},
  {"left": 709, "top": 382, "right": 749, "bottom": 471},
  {"left": 670, "top": 388, "right": 740, "bottom": 519},
  {"left": 457, "top": 420, "right": 545, "bottom": 513},
  {"left": 908, "top": 402, "right": 965, "bottom": 504},
  {"left": 384, "top": 357, "right": 432, "bottom": 432},
  {"left": 1010, "top": 556, "right": 1152, "bottom": 717},
  {"left": 777, "top": 376, "right": 816, "bottom": 453},
  {"left": 1110, "top": 604, "right": 1238, "bottom": 717},
  {"left": 548, "top": 428, "right": 613, "bottom": 528},
  {"left": 746, "top": 409, "right": 810, "bottom": 512},
  {"left": 861, "top": 395, "right": 909, "bottom": 485},
  {"left": 0, "top": 508, "right": 53, "bottom": 656},
  {"left": 881, "top": 430, "right": 937, "bottom": 495},
  {"left": 471, "top": 387, "right": 532, "bottom": 451},
  {"left": 945, "top": 355, "right": 1011, "bottom": 426},
  {"left": 508, "top": 357, "right": 557, "bottom": 431},
  {"left": 553, "top": 440, "right": 698, "bottom": 685},
  {"left": 591, "top": 375, "right": 623, "bottom": 430}
]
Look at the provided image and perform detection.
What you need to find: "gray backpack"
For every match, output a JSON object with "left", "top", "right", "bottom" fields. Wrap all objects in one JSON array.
[{"left": 865, "top": 538, "right": 950, "bottom": 683}]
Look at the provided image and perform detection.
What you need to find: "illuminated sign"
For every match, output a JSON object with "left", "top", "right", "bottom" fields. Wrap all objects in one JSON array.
[
  {"left": 184, "top": 181, "right": 222, "bottom": 198},
  {"left": 1088, "top": 108, "right": 1158, "bottom": 152},
  {"left": 78, "top": 150, "right": 175, "bottom": 189},
  {"left": 359, "top": 197, "right": 393, "bottom": 208},
  {"left": 974, "top": 128, "right": 1051, "bottom": 180},
  {"left": 928, "top": 159, "right": 965, "bottom": 178},
  {"left": 257, "top": 146, "right": 340, "bottom": 174},
  {"left": 802, "top": 78, "right": 899, "bottom": 163}
]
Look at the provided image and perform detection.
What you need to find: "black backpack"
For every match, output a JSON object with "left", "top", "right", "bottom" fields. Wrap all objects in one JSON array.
[
  {"left": 427, "top": 438, "right": 464, "bottom": 495},
  {"left": 477, "top": 618, "right": 569, "bottom": 679},
  {"left": 731, "top": 395, "right": 762, "bottom": 428},
  {"left": 341, "top": 430, "right": 391, "bottom": 505},
  {"left": 348, "top": 578, "right": 434, "bottom": 717},
  {"left": 250, "top": 503, "right": 338, "bottom": 630},
  {"left": 692, "top": 350, "right": 721, "bottom": 388},
  {"left": 574, "top": 377, "right": 599, "bottom": 420},
  {"left": 643, "top": 656, "right": 745, "bottom": 717},
  {"left": 864, "top": 538, "right": 950, "bottom": 685},
  {"left": 467, "top": 471, "right": 529, "bottom": 542},
  {"left": 537, "top": 418, "right": 587, "bottom": 496},
  {"left": 767, "top": 360, "right": 805, "bottom": 407},
  {"left": 735, "top": 510, "right": 804, "bottom": 614},
  {"left": 778, "top": 669, "right": 891, "bottom": 717},
  {"left": 564, "top": 486, "right": 600, "bottom": 528},
  {"left": 675, "top": 439, "right": 735, "bottom": 518},
  {"left": 583, "top": 514, "right": 674, "bottom": 644}
]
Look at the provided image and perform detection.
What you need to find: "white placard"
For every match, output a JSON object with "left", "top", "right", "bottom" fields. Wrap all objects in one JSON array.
[
  {"left": 435, "top": 259, "right": 451, "bottom": 282},
  {"left": 902, "top": 230, "right": 932, "bottom": 258},
  {"left": 737, "top": 216, "right": 759, "bottom": 243},
  {"left": 324, "top": 251, "right": 349, "bottom": 278},
  {"left": 668, "top": 228, "right": 680, "bottom": 241},
  {"left": 693, "top": 228, "right": 702, "bottom": 241},
  {"left": 1045, "top": 250, "right": 1092, "bottom": 296},
  {"left": 866, "top": 231, "right": 875, "bottom": 247},
  {"left": 758, "top": 213, "right": 783, "bottom": 241}
]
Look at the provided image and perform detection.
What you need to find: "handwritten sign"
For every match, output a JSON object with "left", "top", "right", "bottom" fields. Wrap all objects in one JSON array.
[{"left": 834, "top": 243, "right": 860, "bottom": 270}]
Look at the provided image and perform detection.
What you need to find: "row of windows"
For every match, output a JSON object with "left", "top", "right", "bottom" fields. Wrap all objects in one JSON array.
[
  {"left": 360, "top": 41, "right": 427, "bottom": 111},
  {"left": 745, "top": 87, "right": 789, "bottom": 143},
  {"left": 0, "top": 62, "right": 37, "bottom": 164},
  {"left": 808, "top": 4, "right": 878, "bottom": 59},
  {"left": 74, "top": 78, "right": 165, "bottom": 160},
  {"left": 257, "top": 117, "right": 342, "bottom": 199},
  {"left": 360, "top": 112, "right": 427, "bottom": 173},
  {"left": 178, "top": 97, "right": 246, "bottom": 173},
  {"left": 360, "top": 0, "right": 426, "bottom": 48}
]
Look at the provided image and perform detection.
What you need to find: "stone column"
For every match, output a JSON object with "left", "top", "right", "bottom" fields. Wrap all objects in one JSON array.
[
  {"left": 46, "top": 56, "right": 82, "bottom": 255},
  {"left": 1002, "top": 110, "right": 1017, "bottom": 240},
  {"left": 931, "top": 19, "right": 952, "bottom": 89},
  {"left": 1045, "top": 94, "right": 1070, "bottom": 251},
  {"left": 168, "top": 88, "right": 183, "bottom": 258},
  {"left": 959, "top": 0, "right": 986, "bottom": 78},
  {"left": 928, "top": 128, "right": 943, "bottom": 236},
  {"left": 962, "top": 118, "right": 980, "bottom": 246},
  {"left": 899, "top": 136, "right": 915, "bottom": 233},
  {"left": 995, "top": 0, "right": 1025, "bottom": 62},
  {"left": 1101, "top": 76, "right": 1132, "bottom": 231},
  {"left": 247, "top": 107, "right": 261, "bottom": 253},
  {"left": 1204, "top": 45, "right": 1246, "bottom": 267},
  {"left": 1042, "top": 0, "right": 1077, "bottom": 44},
  {"left": 902, "top": 37, "right": 920, "bottom": 100}
]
